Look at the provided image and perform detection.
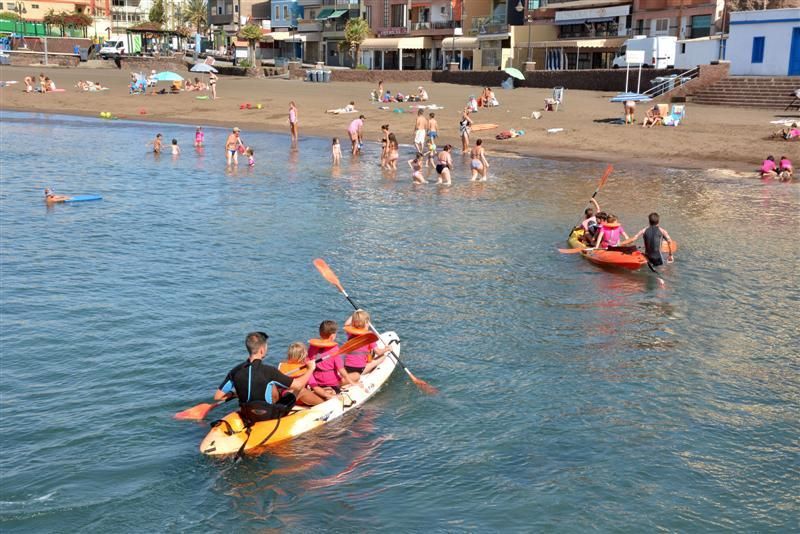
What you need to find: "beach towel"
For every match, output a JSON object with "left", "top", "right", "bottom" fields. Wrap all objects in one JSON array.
[{"left": 472, "top": 123, "right": 499, "bottom": 132}]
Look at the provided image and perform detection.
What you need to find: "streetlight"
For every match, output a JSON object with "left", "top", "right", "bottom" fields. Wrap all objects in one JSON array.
[{"left": 515, "top": 0, "right": 534, "bottom": 69}]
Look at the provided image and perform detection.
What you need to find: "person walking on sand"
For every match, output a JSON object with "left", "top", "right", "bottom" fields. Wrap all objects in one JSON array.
[
  {"left": 469, "top": 139, "right": 489, "bottom": 182},
  {"left": 459, "top": 107, "right": 473, "bottom": 153},
  {"left": 413, "top": 109, "right": 428, "bottom": 153},
  {"left": 208, "top": 72, "right": 218, "bottom": 100},
  {"left": 348, "top": 115, "right": 365, "bottom": 155},
  {"left": 225, "top": 127, "right": 244, "bottom": 166},
  {"left": 289, "top": 101, "right": 299, "bottom": 144}
]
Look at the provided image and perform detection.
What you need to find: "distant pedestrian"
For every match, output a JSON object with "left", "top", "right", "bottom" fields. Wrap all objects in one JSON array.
[
  {"left": 208, "top": 72, "right": 217, "bottom": 100},
  {"left": 289, "top": 101, "right": 299, "bottom": 144},
  {"left": 225, "top": 127, "right": 243, "bottom": 165},
  {"left": 459, "top": 107, "right": 473, "bottom": 152}
]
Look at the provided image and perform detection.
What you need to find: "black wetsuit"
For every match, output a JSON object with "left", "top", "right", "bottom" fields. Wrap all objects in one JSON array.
[
  {"left": 219, "top": 359, "right": 295, "bottom": 423},
  {"left": 643, "top": 225, "right": 669, "bottom": 266}
]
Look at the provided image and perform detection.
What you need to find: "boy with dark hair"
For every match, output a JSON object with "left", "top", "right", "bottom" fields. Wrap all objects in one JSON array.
[{"left": 622, "top": 212, "right": 674, "bottom": 266}]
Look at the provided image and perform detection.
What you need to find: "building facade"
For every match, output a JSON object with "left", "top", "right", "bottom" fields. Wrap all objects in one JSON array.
[{"left": 727, "top": 7, "right": 800, "bottom": 76}]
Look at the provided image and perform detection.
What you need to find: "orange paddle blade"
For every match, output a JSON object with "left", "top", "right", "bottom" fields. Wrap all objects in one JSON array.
[
  {"left": 313, "top": 258, "right": 345, "bottom": 293},
  {"left": 558, "top": 247, "right": 584, "bottom": 254},
  {"left": 406, "top": 369, "right": 439, "bottom": 395},
  {"left": 286, "top": 332, "right": 379, "bottom": 376},
  {"left": 174, "top": 402, "right": 218, "bottom": 421}
]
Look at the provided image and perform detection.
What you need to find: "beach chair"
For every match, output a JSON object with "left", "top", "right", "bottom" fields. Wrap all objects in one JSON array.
[
  {"left": 552, "top": 86, "right": 565, "bottom": 111},
  {"left": 664, "top": 104, "right": 685, "bottom": 126}
]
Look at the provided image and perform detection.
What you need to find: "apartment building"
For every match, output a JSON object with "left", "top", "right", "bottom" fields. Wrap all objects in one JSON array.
[{"left": 632, "top": 0, "right": 724, "bottom": 40}]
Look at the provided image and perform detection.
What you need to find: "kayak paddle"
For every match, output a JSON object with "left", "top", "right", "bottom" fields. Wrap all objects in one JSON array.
[
  {"left": 558, "top": 247, "right": 586, "bottom": 254},
  {"left": 568, "top": 164, "right": 613, "bottom": 237},
  {"left": 313, "top": 258, "right": 438, "bottom": 395},
  {"left": 174, "top": 332, "right": 378, "bottom": 421}
]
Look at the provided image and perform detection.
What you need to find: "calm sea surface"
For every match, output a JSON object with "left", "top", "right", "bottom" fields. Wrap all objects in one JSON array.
[{"left": 0, "top": 111, "right": 798, "bottom": 532}]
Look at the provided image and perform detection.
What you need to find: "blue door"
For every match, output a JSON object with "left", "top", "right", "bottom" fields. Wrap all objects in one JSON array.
[{"left": 790, "top": 27, "right": 800, "bottom": 76}]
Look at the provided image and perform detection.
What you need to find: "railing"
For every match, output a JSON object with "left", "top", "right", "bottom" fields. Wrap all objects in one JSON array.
[
  {"left": 470, "top": 16, "right": 508, "bottom": 35},
  {"left": 410, "top": 20, "right": 459, "bottom": 31},
  {"left": 641, "top": 66, "right": 699, "bottom": 99}
]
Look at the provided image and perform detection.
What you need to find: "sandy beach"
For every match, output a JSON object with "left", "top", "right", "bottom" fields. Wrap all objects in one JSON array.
[{"left": 1, "top": 64, "right": 796, "bottom": 173}]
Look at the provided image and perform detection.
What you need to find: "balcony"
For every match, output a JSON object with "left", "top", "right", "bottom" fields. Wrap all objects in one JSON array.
[
  {"left": 376, "top": 25, "right": 410, "bottom": 37},
  {"left": 409, "top": 20, "right": 461, "bottom": 35},
  {"left": 470, "top": 16, "right": 508, "bottom": 36},
  {"left": 297, "top": 19, "right": 322, "bottom": 31}
]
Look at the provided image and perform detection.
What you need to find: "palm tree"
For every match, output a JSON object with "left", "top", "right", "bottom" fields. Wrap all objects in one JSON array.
[
  {"left": 239, "top": 23, "right": 263, "bottom": 67},
  {"left": 183, "top": 0, "right": 207, "bottom": 35},
  {"left": 342, "top": 17, "right": 370, "bottom": 67}
]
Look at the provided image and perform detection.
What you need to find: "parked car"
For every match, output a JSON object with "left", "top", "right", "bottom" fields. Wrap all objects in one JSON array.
[{"left": 99, "top": 40, "right": 126, "bottom": 59}]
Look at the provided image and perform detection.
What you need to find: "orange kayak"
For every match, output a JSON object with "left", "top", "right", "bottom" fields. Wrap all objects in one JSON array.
[{"left": 580, "top": 248, "right": 648, "bottom": 270}]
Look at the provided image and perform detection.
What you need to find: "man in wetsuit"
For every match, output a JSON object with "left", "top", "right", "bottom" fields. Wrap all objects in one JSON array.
[
  {"left": 214, "top": 332, "right": 315, "bottom": 424},
  {"left": 621, "top": 212, "right": 674, "bottom": 266}
]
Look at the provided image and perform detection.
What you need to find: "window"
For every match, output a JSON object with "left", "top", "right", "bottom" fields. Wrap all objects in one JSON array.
[
  {"left": 234, "top": 3, "right": 238, "bottom": 12},
  {"left": 274, "top": 6, "right": 278, "bottom": 19},
  {"left": 364, "top": 5, "right": 371, "bottom": 23},
  {"left": 7, "top": 3, "right": 16, "bottom": 10},
  {"left": 31, "top": 3, "right": 38, "bottom": 7},
  {"left": 527, "top": 0, "right": 539, "bottom": 9},
  {"left": 751, "top": 36, "right": 765, "bottom": 63},
  {"left": 390, "top": 3, "right": 405, "bottom": 27},
  {"left": 655, "top": 18, "right": 669, "bottom": 35},
  {"left": 217, "top": 5, "right": 223, "bottom": 14},
  {"left": 690, "top": 14, "right": 711, "bottom": 38}
]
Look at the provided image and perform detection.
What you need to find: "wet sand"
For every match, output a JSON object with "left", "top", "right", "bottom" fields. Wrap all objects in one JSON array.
[{"left": 1, "top": 64, "right": 796, "bottom": 173}]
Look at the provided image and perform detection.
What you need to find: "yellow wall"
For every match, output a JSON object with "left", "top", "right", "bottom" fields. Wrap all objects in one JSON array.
[{"left": 20, "top": 0, "right": 91, "bottom": 21}]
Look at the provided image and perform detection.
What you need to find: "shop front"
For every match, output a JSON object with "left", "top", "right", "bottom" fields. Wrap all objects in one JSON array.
[{"left": 360, "top": 36, "right": 433, "bottom": 69}]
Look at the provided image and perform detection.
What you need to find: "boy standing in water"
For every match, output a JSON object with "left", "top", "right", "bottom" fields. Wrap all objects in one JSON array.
[
  {"left": 414, "top": 109, "right": 428, "bottom": 153},
  {"left": 621, "top": 212, "right": 674, "bottom": 266}
]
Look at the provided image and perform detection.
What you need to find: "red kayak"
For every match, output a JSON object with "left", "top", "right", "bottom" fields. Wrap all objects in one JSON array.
[{"left": 580, "top": 248, "right": 648, "bottom": 271}]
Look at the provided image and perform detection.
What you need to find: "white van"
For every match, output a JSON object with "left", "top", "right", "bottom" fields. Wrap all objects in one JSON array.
[
  {"left": 612, "top": 36, "right": 677, "bottom": 69},
  {"left": 99, "top": 40, "right": 126, "bottom": 59}
]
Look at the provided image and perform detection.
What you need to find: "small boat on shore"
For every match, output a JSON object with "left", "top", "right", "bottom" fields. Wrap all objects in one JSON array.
[{"left": 199, "top": 331, "right": 399, "bottom": 457}]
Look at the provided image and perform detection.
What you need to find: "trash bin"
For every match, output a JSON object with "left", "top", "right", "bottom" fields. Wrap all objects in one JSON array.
[
  {"left": 322, "top": 70, "right": 331, "bottom": 83},
  {"left": 306, "top": 70, "right": 314, "bottom": 82},
  {"left": 79, "top": 47, "right": 88, "bottom": 61},
  {"left": 314, "top": 70, "right": 323, "bottom": 82}
]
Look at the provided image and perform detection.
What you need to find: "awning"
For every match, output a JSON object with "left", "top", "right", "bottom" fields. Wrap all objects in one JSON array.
[
  {"left": 328, "top": 9, "right": 348, "bottom": 19},
  {"left": 555, "top": 4, "right": 630, "bottom": 23},
  {"left": 411, "top": 1, "right": 431, "bottom": 6},
  {"left": 555, "top": 19, "right": 585, "bottom": 25},
  {"left": 532, "top": 37, "right": 626, "bottom": 49},
  {"left": 360, "top": 36, "right": 432, "bottom": 50},
  {"left": 441, "top": 36, "right": 479, "bottom": 49},
  {"left": 315, "top": 8, "right": 334, "bottom": 20},
  {"left": 266, "top": 31, "right": 306, "bottom": 42}
]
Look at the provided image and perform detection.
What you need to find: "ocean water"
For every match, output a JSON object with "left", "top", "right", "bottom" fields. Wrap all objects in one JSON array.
[{"left": 0, "top": 111, "right": 797, "bottom": 532}]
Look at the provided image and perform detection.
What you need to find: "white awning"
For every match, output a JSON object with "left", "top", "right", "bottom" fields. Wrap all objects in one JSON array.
[
  {"left": 532, "top": 37, "right": 626, "bottom": 49},
  {"left": 360, "top": 37, "right": 432, "bottom": 50},
  {"left": 265, "top": 31, "right": 306, "bottom": 42},
  {"left": 555, "top": 4, "right": 630, "bottom": 23},
  {"left": 441, "top": 36, "right": 479, "bottom": 49}
]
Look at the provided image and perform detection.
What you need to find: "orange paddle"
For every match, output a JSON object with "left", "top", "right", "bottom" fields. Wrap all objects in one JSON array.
[
  {"left": 313, "top": 258, "right": 438, "bottom": 395},
  {"left": 174, "top": 332, "right": 378, "bottom": 421}
]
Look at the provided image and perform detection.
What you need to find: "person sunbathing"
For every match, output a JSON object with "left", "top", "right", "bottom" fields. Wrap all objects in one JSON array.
[
  {"left": 642, "top": 105, "right": 662, "bottom": 128},
  {"left": 326, "top": 101, "right": 357, "bottom": 114}
]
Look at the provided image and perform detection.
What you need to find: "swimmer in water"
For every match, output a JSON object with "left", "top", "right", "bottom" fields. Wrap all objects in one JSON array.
[
  {"left": 408, "top": 153, "right": 426, "bottom": 184},
  {"left": 194, "top": 127, "right": 204, "bottom": 148},
  {"left": 149, "top": 133, "right": 163, "bottom": 154},
  {"left": 435, "top": 144, "right": 453, "bottom": 186},
  {"left": 469, "top": 139, "right": 489, "bottom": 182},
  {"left": 44, "top": 188, "right": 70, "bottom": 203},
  {"left": 246, "top": 147, "right": 255, "bottom": 167},
  {"left": 171, "top": 138, "right": 181, "bottom": 156},
  {"left": 331, "top": 137, "right": 342, "bottom": 166}
]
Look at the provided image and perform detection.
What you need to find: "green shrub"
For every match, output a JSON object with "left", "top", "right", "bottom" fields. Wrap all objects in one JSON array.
[{"left": 355, "top": 64, "right": 368, "bottom": 70}]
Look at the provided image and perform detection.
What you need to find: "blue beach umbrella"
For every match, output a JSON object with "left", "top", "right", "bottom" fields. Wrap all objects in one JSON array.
[
  {"left": 154, "top": 71, "right": 184, "bottom": 82},
  {"left": 610, "top": 92, "right": 652, "bottom": 103}
]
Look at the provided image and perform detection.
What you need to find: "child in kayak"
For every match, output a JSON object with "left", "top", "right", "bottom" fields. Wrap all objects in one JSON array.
[
  {"left": 594, "top": 214, "right": 629, "bottom": 249},
  {"left": 308, "top": 320, "right": 357, "bottom": 400},
  {"left": 581, "top": 211, "right": 607, "bottom": 246},
  {"left": 620, "top": 212, "right": 674, "bottom": 266},
  {"left": 342, "top": 310, "right": 389, "bottom": 381},
  {"left": 279, "top": 342, "right": 326, "bottom": 406}
]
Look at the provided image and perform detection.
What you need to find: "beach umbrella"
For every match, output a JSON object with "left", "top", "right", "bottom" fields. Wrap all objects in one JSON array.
[
  {"left": 154, "top": 71, "right": 184, "bottom": 82},
  {"left": 610, "top": 92, "right": 652, "bottom": 103},
  {"left": 190, "top": 63, "right": 218, "bottom": 73},
  {"left": 503, "top": 67, "right": 525, "bottom": 80}
]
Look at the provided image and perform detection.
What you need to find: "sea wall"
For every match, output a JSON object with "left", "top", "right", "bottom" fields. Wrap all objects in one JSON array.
[{"left": 7, "top": 50, "right": 79, "bottom": 67}]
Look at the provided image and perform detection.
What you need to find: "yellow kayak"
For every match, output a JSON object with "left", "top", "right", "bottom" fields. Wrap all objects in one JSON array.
[{"left": 199, "top": 331, "right": 400, "bottom": 457}]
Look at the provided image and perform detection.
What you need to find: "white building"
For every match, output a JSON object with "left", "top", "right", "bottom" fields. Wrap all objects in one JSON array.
[
  {"left": 726, "top": 7, "right": 800, "bottom": 76},
  {"left": 674, "top": 34, "right": 726, "bottom": 70}
]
